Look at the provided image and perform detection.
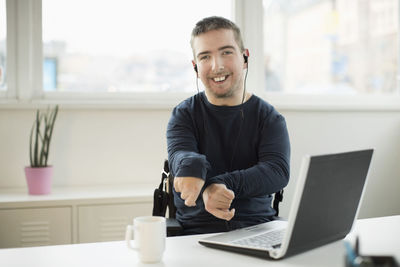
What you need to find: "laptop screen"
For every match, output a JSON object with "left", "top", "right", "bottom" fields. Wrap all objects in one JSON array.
[{"left": 286, "top": 149, "right": 373, "bottom": 257}]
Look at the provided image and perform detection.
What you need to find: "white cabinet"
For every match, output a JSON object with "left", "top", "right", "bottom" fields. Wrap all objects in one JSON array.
[
  {"left": 78, "top": 202, "right": 151, "bottom": 243},
  {"left": 0, "top": 207, "right": 72, "bottom": 248},
  {"left": 0, "top": 185, "right": 153, "bottom": 248}
]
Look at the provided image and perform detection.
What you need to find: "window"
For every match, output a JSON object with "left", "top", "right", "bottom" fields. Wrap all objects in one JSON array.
[
  {"left": 3, "top": 0, "right": 400, "bottom": 108},
  {"left": 0, "top": 0, "right": 6, "bottom": 91},
  {"left": 263, "top": 0, "right": 399, "bottom": 95},
  {"left": 42, "top": 0, "right": 232, "bottom": 93}
]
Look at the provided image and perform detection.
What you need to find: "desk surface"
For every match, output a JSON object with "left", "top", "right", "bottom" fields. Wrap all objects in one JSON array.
[{"left": 0, "top": 215, "right": 399, "bottom": 267}]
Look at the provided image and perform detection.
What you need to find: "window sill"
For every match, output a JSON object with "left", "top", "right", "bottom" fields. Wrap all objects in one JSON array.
[
  {"left": 1, "top": 92, "right": 400, "bottom": 111},
  {"left": 0, "top": 92, "right": 192, "bottom": 110},
  {"left": 260, "top": 92, "right": 400, "bottom": 112}
]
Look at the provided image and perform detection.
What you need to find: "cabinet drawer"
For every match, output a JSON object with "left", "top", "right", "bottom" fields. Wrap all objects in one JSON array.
[
  {"left": 78, "top": 202, "right": 151, "bottom": 243},
  {"left": 0, "top": 207, "right": 72, "bottom": 248}
]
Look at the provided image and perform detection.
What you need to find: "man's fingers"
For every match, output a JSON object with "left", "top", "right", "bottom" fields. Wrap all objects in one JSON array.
[
  {"left": 206, "top": 188, "right": 234, "bottom": 206},
  {"left": 180, "top": 191, "right": 188, "bottom": 200},
  {"left": 210, "top": 184, "right": 234, "bottom": 202},
  {"left": 210, "top": 198, "right": 232, "bottom": 209},
  {"left": 222, "top": 188, "right": 235, "bottom": 200},
  {"left": 208, "top": 207, "right": 235, "bottom": 221},
  {"left": 184, "top": 195, "right": 197, "bottom": 207},
  {"left": 185, "top": 200, "right": 196, "bottom": 207},
  {"left": 180, "top": 192, "right": 197, "bottom": 206},
  {"left": 215, "top": 193, "right": 234, "bottom": 205},
  {"left": 202, "top": 183, "right": 236, "bottom": 217},
  {"left": 226, "top": 208, "right": 235, "bottom": 221},
  {"left": 174, "top": 177, "right": 204, "bottom": 207},
  {"left": 174, "top": 179, "right": 181, "bottom": 192}
]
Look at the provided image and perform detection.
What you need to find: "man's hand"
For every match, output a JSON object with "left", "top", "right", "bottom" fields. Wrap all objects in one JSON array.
[
  {"left": 202, "top": 183, "right": 235, "bottom": 221},
  {"left": 174, "top": 177, "right": 205, "bottom": 207}
]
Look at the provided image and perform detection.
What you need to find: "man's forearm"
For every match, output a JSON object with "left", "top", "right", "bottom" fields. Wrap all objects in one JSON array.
[
  {"left": 169, "top": 150, "right": 210, "bottom": 179},
  {"left": 205, "top": 159, "right": 290, "bottom": 199}
]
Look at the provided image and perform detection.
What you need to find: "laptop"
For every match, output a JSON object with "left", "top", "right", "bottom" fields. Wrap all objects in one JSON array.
[{"left": 199, "top": 149, "right": 374, "bottom": 259}]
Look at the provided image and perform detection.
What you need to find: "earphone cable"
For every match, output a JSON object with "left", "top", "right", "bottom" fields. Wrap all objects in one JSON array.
[
  {"left": 230, "top": 60, "right": 249, "bottom": 170},
  {"left": 196, "top": 76, "right": 200, "bottom": 95}
]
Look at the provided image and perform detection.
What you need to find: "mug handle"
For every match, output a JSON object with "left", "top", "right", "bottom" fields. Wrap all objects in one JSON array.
[{"left": 125, "top": 225, "right": 138, "bottom": 251}]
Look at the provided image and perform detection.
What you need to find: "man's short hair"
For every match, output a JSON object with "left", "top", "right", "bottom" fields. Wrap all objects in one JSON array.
[{"left": 190, "top": 16, "right": 245, "bottom": 55}]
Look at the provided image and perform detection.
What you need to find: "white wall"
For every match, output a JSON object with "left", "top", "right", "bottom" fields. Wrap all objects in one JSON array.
[
  {"left": 0, "top": 108, "right": 171, "bottom": 187},
  {"left": 1, "top": 104, "right": 399, "bottom": 219},
  {"left": 283, "top": 109, "right": 400, "bottom": 219}
]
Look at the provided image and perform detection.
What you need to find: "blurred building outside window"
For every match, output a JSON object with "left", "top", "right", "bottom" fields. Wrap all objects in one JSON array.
[
  {"left": 263, "top": 0, "right": 398, "bottom": 95},
  {"left": 42, "top": 0, "right": 232, "bottom": 93},
  {"left": 0, "top": 0, "right": 6, "bottom": 91}
]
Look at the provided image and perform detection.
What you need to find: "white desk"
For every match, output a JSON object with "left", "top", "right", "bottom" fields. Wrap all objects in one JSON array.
[{"left": 0, "top": 215, "right": 399, "bottom": 267}]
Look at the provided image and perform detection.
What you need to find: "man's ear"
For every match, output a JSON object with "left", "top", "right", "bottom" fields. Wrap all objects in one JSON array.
[
  {"left": 192, "top": 60, "right": 198, "bottom": 76},
  {"left": 243, "top": 49, "right": 250, "bottom": 69}
]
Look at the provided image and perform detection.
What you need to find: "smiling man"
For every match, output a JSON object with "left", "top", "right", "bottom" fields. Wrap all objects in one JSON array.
[
  {"left": 192, "top": 29, "right": 247, "bottom": 105},
  {"left": 166, "top": 16, "right": 290, "bottom": 235}
]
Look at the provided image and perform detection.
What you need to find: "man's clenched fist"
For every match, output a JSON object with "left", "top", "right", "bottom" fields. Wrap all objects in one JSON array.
[
  {"left": 174, "top": 177, "right": 205, "bottom": 207},
  {"left": 202, "top": 183, "right": 235, "bottom": 221}
]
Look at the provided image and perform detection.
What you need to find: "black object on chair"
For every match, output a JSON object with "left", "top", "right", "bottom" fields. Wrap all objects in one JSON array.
[
  {"left": 152, "top": 160, "right": 183, "bottom": 236},
  {"left": 272, "top": 189, "right": 284, "bottom": 219},
  {"left": 153, "top": 159, "right": 285, "bottom": 236}
]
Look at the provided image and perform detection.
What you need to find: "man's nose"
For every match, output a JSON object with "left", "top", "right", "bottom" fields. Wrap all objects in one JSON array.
[{"left": 212, "top": 56, "right": 224, "bottom": 72}]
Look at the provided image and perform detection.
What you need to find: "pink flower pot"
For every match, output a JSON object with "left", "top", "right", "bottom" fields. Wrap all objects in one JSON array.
[{"left": 24, "top": 166, "right": 53, "bottom": 195}]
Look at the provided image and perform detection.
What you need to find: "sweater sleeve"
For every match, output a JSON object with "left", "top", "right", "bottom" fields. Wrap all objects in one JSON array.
[
  {"left": 205, "top": 112, "right": 290, "bottom": 198},
  {"left": 166, "top": 104, "right": 210, "bottom": 180}
]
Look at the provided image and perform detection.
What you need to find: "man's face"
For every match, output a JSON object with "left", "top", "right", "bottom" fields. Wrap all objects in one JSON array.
[{"left": 192, "top": 29, "right": 247, "bottom": 103}]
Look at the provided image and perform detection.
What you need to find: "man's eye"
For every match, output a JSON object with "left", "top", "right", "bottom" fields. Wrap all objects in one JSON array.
[
  {"left": 200, "top": 55, "right": 210, "bottom": 61},
  {"left": 223, "top": 51, "right": 233, "bottom": 55}
]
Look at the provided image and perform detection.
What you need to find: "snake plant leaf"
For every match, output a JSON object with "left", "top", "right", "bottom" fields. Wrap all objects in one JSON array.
[{"left": 29, "top": 105, "right": 59, "bottom": 167}]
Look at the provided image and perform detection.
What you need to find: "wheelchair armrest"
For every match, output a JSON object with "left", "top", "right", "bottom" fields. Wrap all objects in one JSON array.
[{"left": 166, "top": 218, "right": 183, "bottom": 237}]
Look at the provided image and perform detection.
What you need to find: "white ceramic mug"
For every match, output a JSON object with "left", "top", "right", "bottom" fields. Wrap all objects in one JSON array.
[{"left": 125, "top": 216, "right": 166, "bottom": 263}]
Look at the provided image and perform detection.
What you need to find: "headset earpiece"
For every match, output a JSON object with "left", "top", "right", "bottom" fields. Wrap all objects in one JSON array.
[
  {"left": 194, "top": 64, "right": 198, "bottom": 73},
  {"left": 243, "top": 54, "right": 248, "bottom": 63}
]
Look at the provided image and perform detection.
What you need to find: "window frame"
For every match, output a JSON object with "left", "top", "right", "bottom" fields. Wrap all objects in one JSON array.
[
  {"left": 1, "top": 0, "right": 400, "bottom": 111},
  {"left": 0, "top": 0, "right": 15, "bottom": 99}
]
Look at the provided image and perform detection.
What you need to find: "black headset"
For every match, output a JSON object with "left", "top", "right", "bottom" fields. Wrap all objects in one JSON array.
[
  {"left": 243, "top": 54, "right": 248, "bottom": 63},
  {"left": 194, "top": 54, "right": 248, "bottom": 73}
]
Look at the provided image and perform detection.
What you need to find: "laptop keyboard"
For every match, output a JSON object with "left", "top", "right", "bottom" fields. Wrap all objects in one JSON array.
[{"left": 232, "top": 228, "right": 285, "bottom": 249}]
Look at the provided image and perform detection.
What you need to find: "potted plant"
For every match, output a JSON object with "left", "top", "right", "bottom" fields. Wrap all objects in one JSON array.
[{"left": 24, "top": 105, "right": 59, "bottom": 195}]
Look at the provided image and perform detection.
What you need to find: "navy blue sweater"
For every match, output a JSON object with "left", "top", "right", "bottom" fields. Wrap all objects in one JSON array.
[{"left": 167, "top": 92, "right": 290, "bottom": 233}]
